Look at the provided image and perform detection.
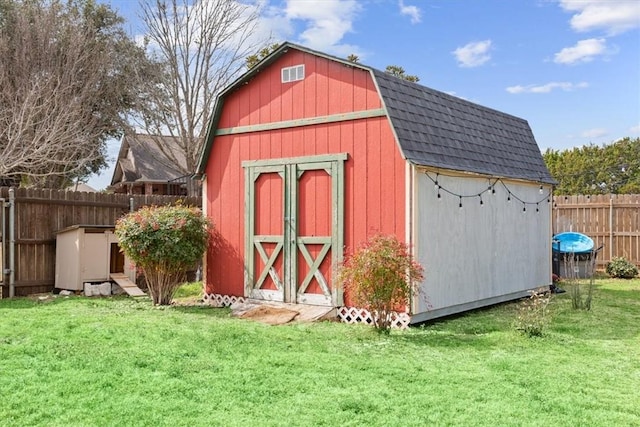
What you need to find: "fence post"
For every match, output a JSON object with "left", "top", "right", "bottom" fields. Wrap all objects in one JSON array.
[
  {"left": 1, "top": 196, "right": 6, "bottom": 298},
  {"left": 8, "top": 188, "right": 15, "bottom": 298},
  {"left": 609, "top": 195, "right": 613, "bottom": 263}
]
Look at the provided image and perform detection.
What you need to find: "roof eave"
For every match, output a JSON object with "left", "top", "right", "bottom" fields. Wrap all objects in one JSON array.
[{"left": 411, "top": 161, "right": 557, "bottom": 185}]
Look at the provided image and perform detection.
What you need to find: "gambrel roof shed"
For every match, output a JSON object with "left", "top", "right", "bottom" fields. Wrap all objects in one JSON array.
[
  {"left": 197, "top": 42, "right": 554, "bottom": 325},
  {"left": 198, "top": 43, "right": 554, "bottom": 186}
]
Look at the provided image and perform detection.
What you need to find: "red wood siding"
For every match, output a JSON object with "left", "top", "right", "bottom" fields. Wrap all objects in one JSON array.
[
  {"left": 218, "top": 51, "right": 381, "bottom": 128},
  {"left": 254, "top": 172, "right": 283, "bottom": 291},
  {"left": 298, "top": 169, "right": 332, "bottom": 295},
  {"left": 205, "top": 51, "right": 406, "bottom": 305}
]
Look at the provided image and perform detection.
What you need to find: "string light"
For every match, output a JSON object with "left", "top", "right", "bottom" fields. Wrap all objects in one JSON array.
[{"left": 424, "top": 171, "right": 553, "bottom": 214}]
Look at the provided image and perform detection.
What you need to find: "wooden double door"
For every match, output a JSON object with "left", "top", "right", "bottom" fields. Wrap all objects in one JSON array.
[{"left": 243, "top": 154, "right": 346, "bottom": 307}]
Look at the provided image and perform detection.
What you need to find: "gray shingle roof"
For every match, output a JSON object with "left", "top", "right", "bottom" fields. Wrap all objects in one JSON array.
[
  {"left": 111, "top": 133, "right": 188, "bottom": 186},
  {"left": 371, "top": 69, "right": 555, "bottom": 184}
]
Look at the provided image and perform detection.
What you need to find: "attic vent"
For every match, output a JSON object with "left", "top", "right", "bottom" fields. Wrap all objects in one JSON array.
[{"left": 281, "top": 64, "right": 305, "bottom": 83}]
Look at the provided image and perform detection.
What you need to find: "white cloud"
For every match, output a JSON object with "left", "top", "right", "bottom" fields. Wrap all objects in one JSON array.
[
  {"left": 254, "top": 1, "right": 296, "bottom": 44},
  {"left": 630, "top": 125, "right": 640, "bottom": 134},
  {"left": 137, "top": 0, "right": 278, "bottom": 59},
  {"left": 452, "top": 40, "right": 492, "bottom": 68},
  {"left": 581, "top": 128, "right": 608, "bottom": 138},
  {"left": 506, "top": 81, "right": 589, "bottom": 94},
  {"left": 554, "top": 38, "right": 611, "bottom": 64},
  {"left": 399, "top": 0, "right": 421, "bottom": 24},
  {"left": 560, "top": 0, "right": 640, "bottom": 35},
  {"left": 283, "top": 0, "right": 363, "bottom": 56}
]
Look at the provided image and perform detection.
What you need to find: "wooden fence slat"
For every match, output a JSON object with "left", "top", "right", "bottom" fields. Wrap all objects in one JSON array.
[
  {"left": 3, "top": 187, "right": 638, "bottom": 296},
  {"left": 0, "top": 187, "right": 201, "bottom": 297},
  {"left": 553, "top": 194, "right": 640, "bottom": 268}
]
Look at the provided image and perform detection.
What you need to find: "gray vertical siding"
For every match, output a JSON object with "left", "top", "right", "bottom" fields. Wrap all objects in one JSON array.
[{"left": 411, "top": 170, "right": 552, "bottom": 322}]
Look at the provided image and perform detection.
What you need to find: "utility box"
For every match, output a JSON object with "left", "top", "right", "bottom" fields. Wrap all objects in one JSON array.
[{"left": 55, "top": 225, "right": 135, "bottom": 291}]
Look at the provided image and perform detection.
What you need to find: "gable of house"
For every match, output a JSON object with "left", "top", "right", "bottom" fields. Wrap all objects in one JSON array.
[{"left": 111, "top": 133, "right": 188, "bottom": 186}]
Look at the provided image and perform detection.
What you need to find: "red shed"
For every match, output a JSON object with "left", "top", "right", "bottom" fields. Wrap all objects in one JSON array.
[{"left": 197, "top": 43, "right": 555, "bottom": 326}]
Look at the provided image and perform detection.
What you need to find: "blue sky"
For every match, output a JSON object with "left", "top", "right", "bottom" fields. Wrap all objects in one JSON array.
[{"left": 89, "top": 0, "right": 640, "bottom": 190}]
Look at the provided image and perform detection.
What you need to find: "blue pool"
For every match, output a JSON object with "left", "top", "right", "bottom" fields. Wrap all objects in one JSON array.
[{"left": 552, "top": 232, "right": 594, "bottom": 254}]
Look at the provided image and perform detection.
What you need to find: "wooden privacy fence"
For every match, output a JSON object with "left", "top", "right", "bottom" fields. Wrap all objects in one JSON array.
[
  {"left": 553, "top": 194, "right": 640, "bottom": 268},
  {"left": 0, "top": 187, "right": 201, "bottom": 297}
]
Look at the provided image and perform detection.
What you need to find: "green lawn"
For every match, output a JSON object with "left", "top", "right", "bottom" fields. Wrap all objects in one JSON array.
[{"left": 0, "top": 280, "right": 638, "bottom": 426}]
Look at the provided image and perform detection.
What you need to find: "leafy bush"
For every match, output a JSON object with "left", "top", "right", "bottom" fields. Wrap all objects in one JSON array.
[
  {"left": 115, "top": 204, "right": 211, "bottom": 305},
  {"left": 605, "top": 257, "right": 638, "bottom": 279},
  {"left": 338, "top": 234, "right": 424, "bottom": 333}
]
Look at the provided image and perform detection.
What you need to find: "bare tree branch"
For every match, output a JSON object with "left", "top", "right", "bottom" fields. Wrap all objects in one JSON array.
[
  {"left": 0, "top": 0, "right": 152, "bottom": 188},
  {"left": 135, "top": 0, "right": 268, "bottom": 180}
]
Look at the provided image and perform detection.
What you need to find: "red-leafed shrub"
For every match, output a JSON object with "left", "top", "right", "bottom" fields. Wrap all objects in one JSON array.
[
  {"left": 339, "top": 234, "right": 424, "bottom": 333},
  {"left": 115, "top": 204, "right": 211, "bottom": 305}
]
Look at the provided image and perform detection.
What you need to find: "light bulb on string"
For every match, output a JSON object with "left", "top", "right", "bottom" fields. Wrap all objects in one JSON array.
[
  {"left": 507, "top": 193, "right": 511, "bottom": 202},
  {"left": 459, "top": 196, "right": 463, "bottom": 209},
  {"left": 434, "top": 173, "right": 439, "bottom": 190},
  {"left": 539, "top": 185, "right": 543, "bottom": 194},
  {"left": 479, "top": 195, "right": 483, "bottom": 206},
  {"left": 522, "top": 203, "right": 526, "bottom": 212},
  {"left": 536, "top": 203, "right": 539, "bottom": 213}
]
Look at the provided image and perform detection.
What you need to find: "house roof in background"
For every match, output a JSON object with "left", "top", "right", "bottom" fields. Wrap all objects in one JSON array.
[
  {"left": 111, "top": 133, "right": 187, "bottom": 186},
  {"left": 65, "top": 183, "right": 97, "bottom": 192},
  {"left": 198, "top": 42, "right": 555, "bottom": 185}
]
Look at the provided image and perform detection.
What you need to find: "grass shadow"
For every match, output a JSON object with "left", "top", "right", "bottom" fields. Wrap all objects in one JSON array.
[{"left": 170, "top": 304, "right": 231, "bottom": 318}]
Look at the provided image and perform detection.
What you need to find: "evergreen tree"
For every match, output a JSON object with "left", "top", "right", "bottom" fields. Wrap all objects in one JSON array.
[{"left": 543, "top": 137, "right": 640, "bottom": 194}]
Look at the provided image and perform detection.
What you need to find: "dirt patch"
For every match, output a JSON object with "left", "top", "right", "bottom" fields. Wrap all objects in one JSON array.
[
  {"left": 238, "top": 305, "right": 300, "bottom": 325},
  {"left": 27, "top": 293, "right": 59, "bottom": 303}
]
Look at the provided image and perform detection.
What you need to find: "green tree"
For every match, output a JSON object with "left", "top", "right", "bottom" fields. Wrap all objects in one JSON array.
[
  {"left": 347, "top": 55, "right": 420, "bottom": 81},
  {"left": 543, "top": 137, "right": 640, "bottom": 194},
  {"left": 385, "top": 65, "right": 420, "bottom": 82},
  {"left": 346, "top": 53, "right": 360, "bottom": 63},
  {"left": 246, "top": 43, "right": 281, "bottom": 69}
]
